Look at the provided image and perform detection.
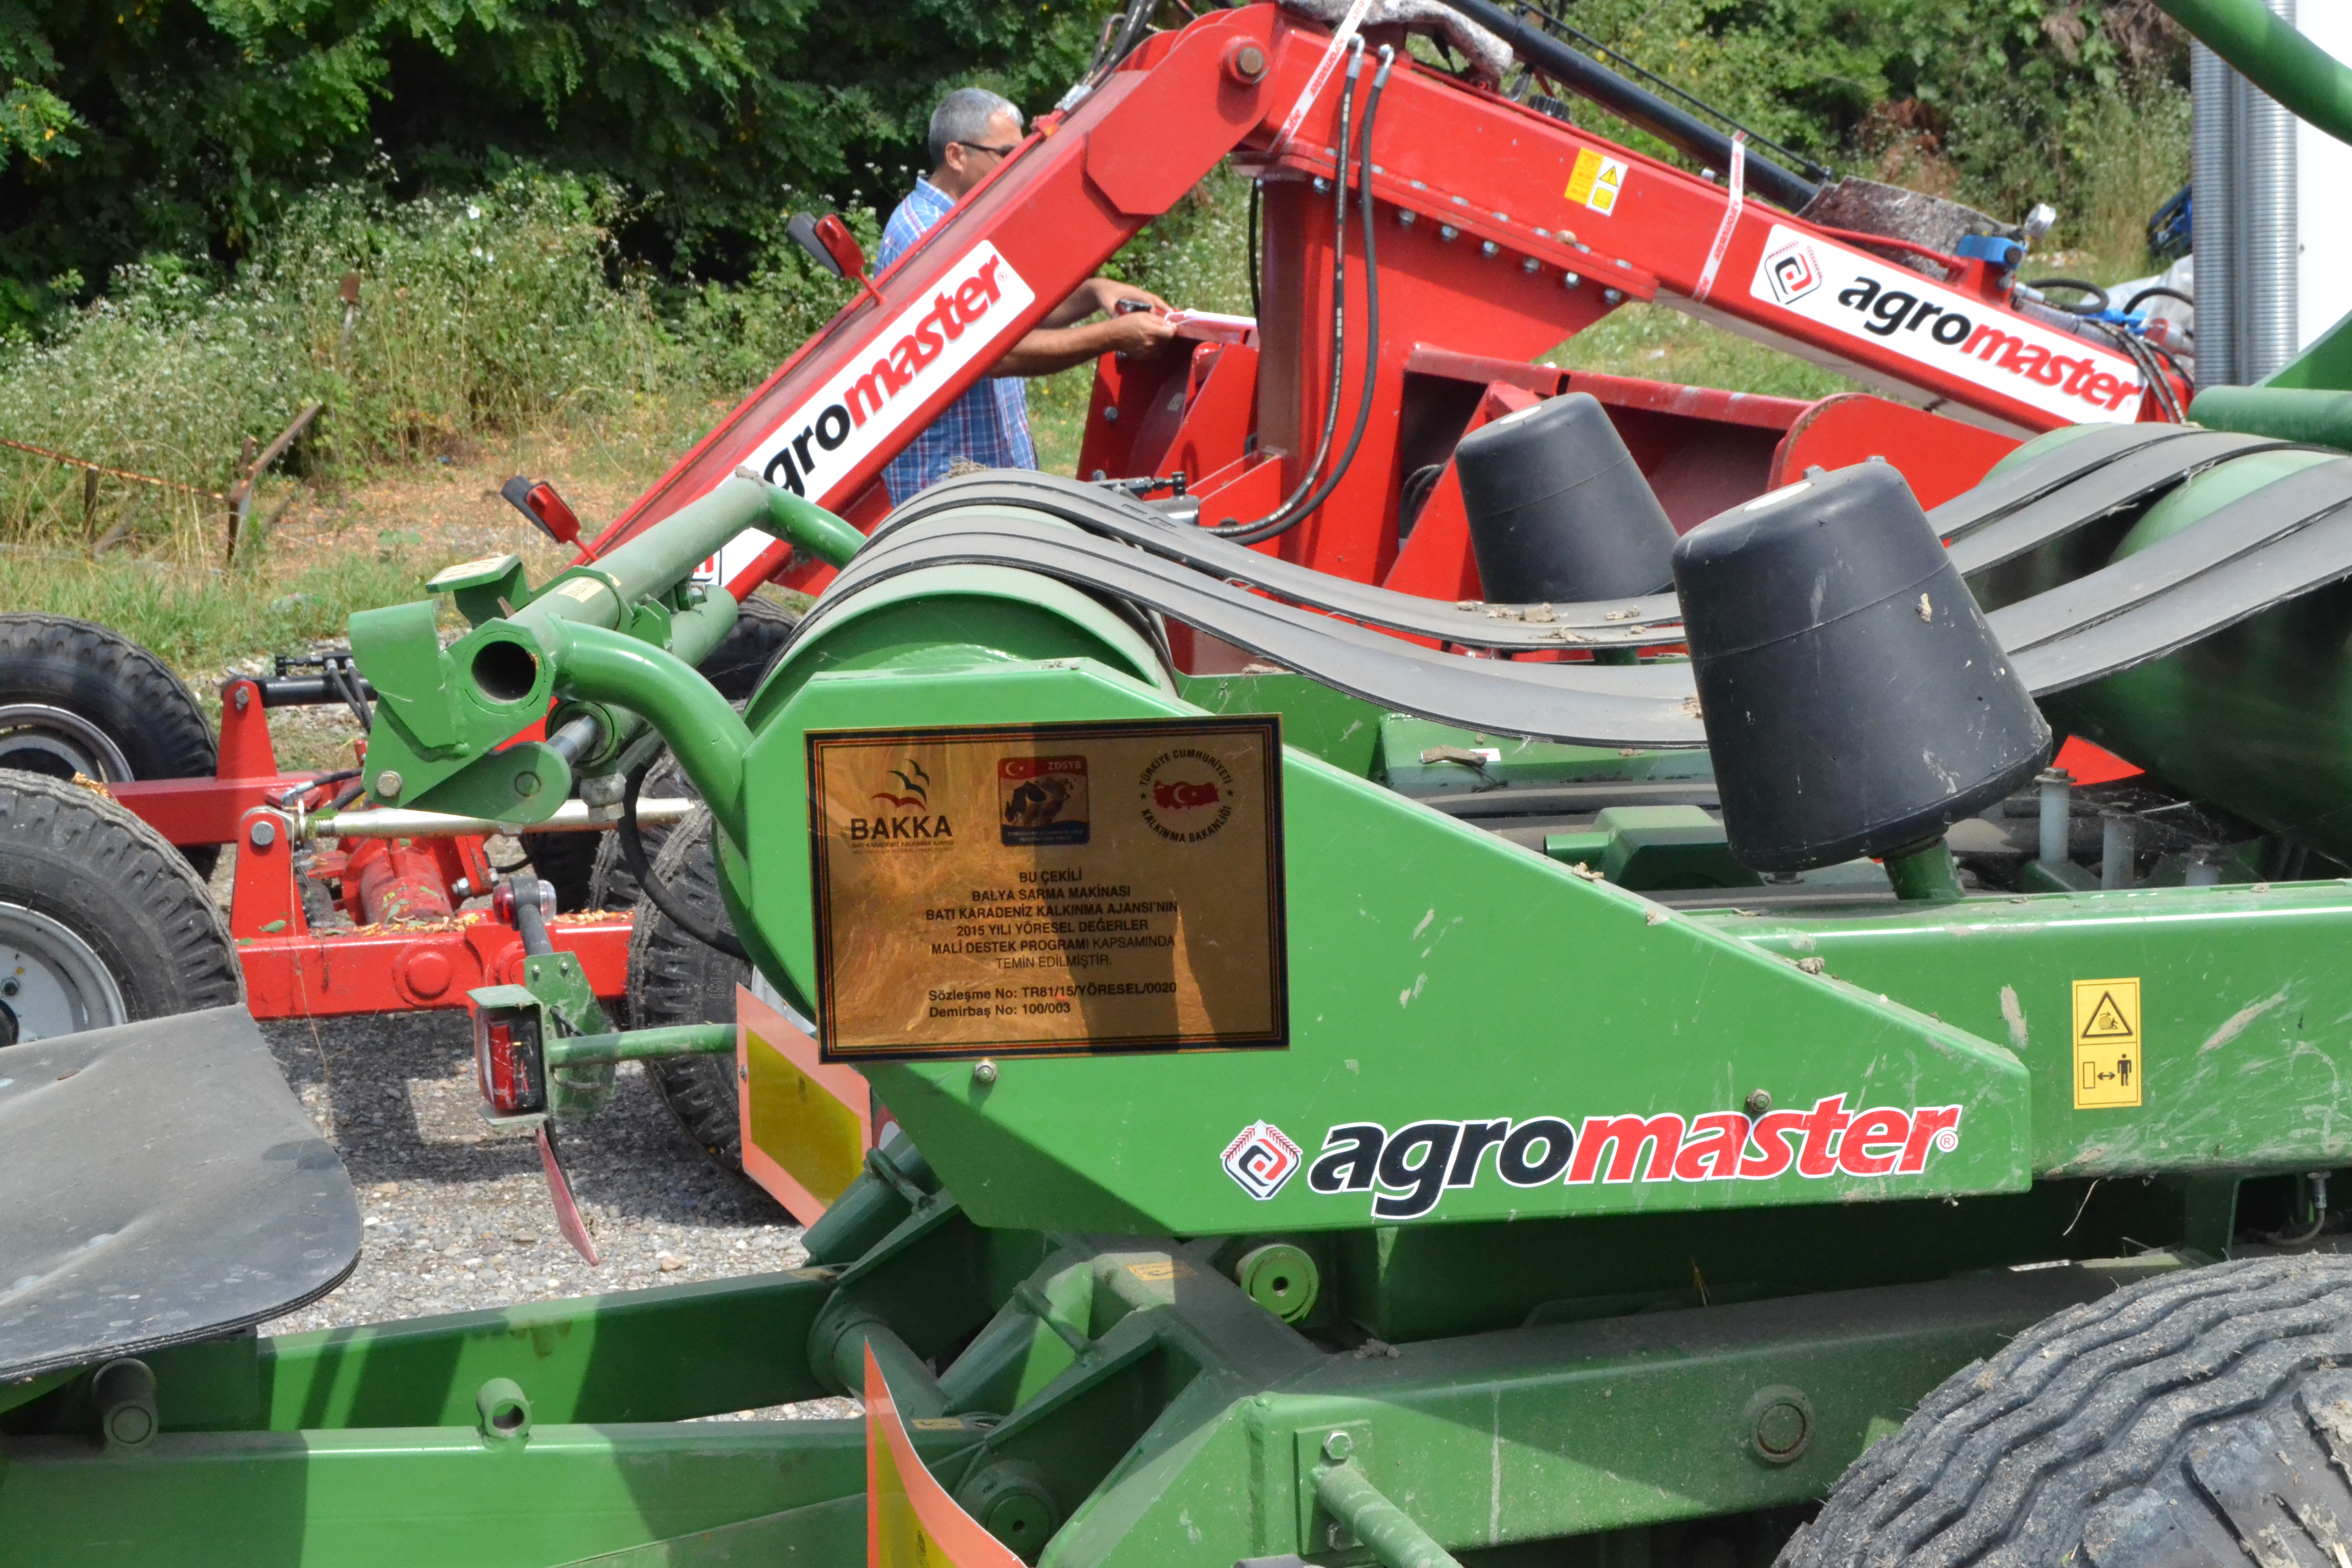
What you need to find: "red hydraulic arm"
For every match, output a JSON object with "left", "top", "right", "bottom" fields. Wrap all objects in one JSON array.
[{"left": 588, "top": 4, "right": 2171, "bottom": 598}]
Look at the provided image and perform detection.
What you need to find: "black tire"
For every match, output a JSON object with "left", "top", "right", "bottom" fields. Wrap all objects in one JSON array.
[
  {"left": 0, "top": 772, "right": 241, "bottom": 1041},
  {"left": 587, "top": 749, "right": 698, "bottom": 918},
  {"left": 1782, "top": 1254, "right": 2352, "bottom": 1568},
  {"left": 622, "top": 806, "right": 756, "bottom": 1177},
  {"left": 0, "top": 614, "right": 220, "bottom": 877},
  {"left": 519, "top": 827, "right": 601, "bottom": 913},
  {"left": 697, "top": 594, "right": 801, "bottom": 703}
]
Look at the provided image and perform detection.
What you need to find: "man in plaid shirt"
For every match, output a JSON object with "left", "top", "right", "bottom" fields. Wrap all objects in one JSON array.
[{"left": 880, "top": 87, "right": 1175, "bottom": 504}]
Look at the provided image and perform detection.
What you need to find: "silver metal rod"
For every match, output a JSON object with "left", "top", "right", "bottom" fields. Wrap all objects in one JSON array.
[
  {"left": 2038, "top": 768, "right": 2073, "bottom": 866},
  {"left": 2101, "top": 813, "right": 2137, "bottom": 890},
  {"left": 313, "top": 797, "right": 696, "bottom": 841}
]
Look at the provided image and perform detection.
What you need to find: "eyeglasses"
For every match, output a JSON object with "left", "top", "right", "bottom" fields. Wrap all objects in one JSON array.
[{"left": 954, "top": 140, "right": 1018, "bottom": 159}]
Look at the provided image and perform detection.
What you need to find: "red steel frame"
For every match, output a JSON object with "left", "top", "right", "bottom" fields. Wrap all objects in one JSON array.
[
  {"left": 109, "top": 678, "right": 630, "bottom": 1020},
  {"left": 586, "top": 5, "right": 2174, "bottom": 605}
]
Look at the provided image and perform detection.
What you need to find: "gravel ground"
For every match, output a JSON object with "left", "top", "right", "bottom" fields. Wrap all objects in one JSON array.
[{"left": 246, "top": 990, "right": 856, "bottom": 1418}]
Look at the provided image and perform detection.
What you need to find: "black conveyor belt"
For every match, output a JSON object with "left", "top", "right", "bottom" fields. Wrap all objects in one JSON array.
[{"left": 797, "top": 438, "right": 2352, "bottom": 747}]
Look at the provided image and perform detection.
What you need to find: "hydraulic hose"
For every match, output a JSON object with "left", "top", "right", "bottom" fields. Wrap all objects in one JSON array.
[
  {"left": 1447, "top": 0, "right": 1820, "bottom": 211},
  {"left": 1211, "top": 36, "right": 1364, "bottom": 537},
  {"left": 1220, "top": 44, "right": 1394, "bottom": 548},
  {"left": 617, "top": 760, "right": 748, "bottom": 961}
]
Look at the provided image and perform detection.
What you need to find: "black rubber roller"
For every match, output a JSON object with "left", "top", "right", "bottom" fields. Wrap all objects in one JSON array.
[
  {"left": 1455, "top": 392, "right": 1677, "bottom": 602},
  {"left": 1672, "top": 461, "right": 2051, "bottom": 873}
]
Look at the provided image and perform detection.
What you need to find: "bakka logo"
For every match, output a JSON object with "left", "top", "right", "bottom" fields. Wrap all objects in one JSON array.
[
  {"left": 1140, "top": 748, "right": 1235, "bottom": 843},
  {"left": 871, "top": 758, "right": 930, "bottom": 811},
  {"left": 1302, "top": 1096, "right": 1963, "bottom": 1220},
  {"left": 848, "top": 756, "right": 953, "bottom": 848},
  {"left": 1762, "top": 241, "right": 1822, "bottom": 304},
  {"left": 1222, "top": 1121, "right": 1303, "bottom": 1200}
]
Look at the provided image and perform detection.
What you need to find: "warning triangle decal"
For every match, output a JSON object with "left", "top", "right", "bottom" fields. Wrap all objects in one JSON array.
[{"left": 2081, "top": 991, "right": 2135, "bottom": 1040}]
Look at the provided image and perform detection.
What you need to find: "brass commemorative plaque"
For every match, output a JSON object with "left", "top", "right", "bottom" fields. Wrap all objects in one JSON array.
[{"left": 808, "top": 717, "right": 1287, "bottom": 1062}]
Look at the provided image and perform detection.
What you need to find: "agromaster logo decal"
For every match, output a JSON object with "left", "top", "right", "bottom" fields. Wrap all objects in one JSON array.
[{"left": 1225, "top": 1096, "right": 1965, "bottom": 1219}]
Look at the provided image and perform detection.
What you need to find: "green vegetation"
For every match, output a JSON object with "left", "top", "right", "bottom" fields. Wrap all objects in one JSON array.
[{"left": 0, "top": 547, "right": 437, "bottom": 676}]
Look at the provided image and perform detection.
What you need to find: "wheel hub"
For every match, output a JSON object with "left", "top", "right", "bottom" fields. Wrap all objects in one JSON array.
[
  {"left": 0, "top": 702, "right": 135, "bottom": 782},
  {"left": 0, "top": 900, "right": 128, "bottom": 1041}
]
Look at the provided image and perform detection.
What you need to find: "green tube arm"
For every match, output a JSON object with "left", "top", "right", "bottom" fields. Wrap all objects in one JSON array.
[
  {"left": 548, "top": 621, "right": 754, "bottom": 845},
  {"left": 2190, "top": 385, "right": 2352, "bottom": 447},
  {"left": 767, "top": 484, "right": 866, "bottom": 570},
  {"left": 1312, "top": 1462, "right": 1465, "bottom": 1568},
  {"left": 542, "top": 1023, "right": 736, "bottom": 1068},
  {"left": 2153, "top": 0, "right": 2352, "bottom": 148}
]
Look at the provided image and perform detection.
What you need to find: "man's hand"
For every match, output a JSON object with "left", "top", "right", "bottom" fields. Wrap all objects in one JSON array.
[
  {"left": 1077, "top": 279, "right": 1170, "bottom": 317},
  {"left": 997, "top": 285, "right": 1180, "bottom": 377},
  {"left": 1041, "top": 277, "right": 1171, "bottom": 329},
  {"left": 1100, "top": 308, "right": 1177, "bottom": 358}
]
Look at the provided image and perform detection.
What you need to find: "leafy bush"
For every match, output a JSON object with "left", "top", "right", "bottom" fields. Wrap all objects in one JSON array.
[{"left": 0, "top": 0, "right": 1111, "bottom": 327}]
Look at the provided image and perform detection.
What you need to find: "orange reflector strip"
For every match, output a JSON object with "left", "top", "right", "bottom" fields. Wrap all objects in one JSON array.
[{"left": 866, "top": 1345, "right": 1022, "bottom": 1567}]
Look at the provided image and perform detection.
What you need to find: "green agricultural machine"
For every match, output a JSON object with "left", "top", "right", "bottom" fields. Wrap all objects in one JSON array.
[{"left": 26, "top": 4, "right": 2352, "bottom": 1566}]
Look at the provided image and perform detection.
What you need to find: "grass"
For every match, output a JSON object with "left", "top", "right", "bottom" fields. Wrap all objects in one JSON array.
[{"left": 0, "top": 547, "right": 435, "bottom": 678}]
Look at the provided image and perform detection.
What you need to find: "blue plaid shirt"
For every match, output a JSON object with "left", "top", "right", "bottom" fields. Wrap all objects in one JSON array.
[{"left": 878, "top": 177, "right": 1037, "bottom": 503}]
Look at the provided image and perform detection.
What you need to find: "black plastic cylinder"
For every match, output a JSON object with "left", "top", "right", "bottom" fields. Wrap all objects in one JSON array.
[
  {"left": 1454, "top": 393, "right": 1678, "bottom": 603},
  {"left": 1672, "top": 461, "right": 2051, "bottom": 873}
]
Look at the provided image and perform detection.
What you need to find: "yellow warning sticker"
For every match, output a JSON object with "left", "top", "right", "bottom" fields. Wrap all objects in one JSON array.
[
  {"left": 1564, "top": 148, "right": 1627, "bottom": 216},
  {"left": 2072, "top": 977, "right": 2142, "bottom": 1109},
  {"left": 1124, "top": 1259, "right": 1195, "bottom": 1283}
]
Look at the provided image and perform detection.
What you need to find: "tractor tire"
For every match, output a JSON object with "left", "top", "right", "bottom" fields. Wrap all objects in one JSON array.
[
  {"left": 697, "top": 593, "right": 801, "bottom": 703},
  {"left": 519, "top": 827, "right": 602, "bottom": 913},
  {"left": 622, "top": 805, "right": 755, "bottom": 1178},
  {"left": 0, "top": 771, "right": 241, "bottom": 1042},
  {"left": 1780, "top": 1254, "right": 2352, "bottom": 1568},
  {"left": 0, "top": 613, "right": 220, "bottom": 877}
]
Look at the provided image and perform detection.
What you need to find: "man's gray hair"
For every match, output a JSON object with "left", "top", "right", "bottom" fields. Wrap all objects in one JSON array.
[{"left": 929, "top": 87, "right": 1020, "bottom": 166}]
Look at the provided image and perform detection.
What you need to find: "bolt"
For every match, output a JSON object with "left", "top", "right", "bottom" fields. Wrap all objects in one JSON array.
[
  {"left": 1523, "top": 257, "right": 1540, "bottom": 274},
  {"left": 1397, "top": 209, "right": 1416, "bottom": 227},
  {"left": 1603, "top": 288, "right": 1624, "bottom": 305},
  {"left": 1102, "top": 406, "right": 1120, "bottom": 424},
  {"left": 1755, "top": 1400, "right": 1806, "bottom": 1455},
  {"left": 1439, "top": 224, "right": 1459, "bottom": 242},
  {"left": 377, "top": 770, "right": 403, "bottom": 800},
  {"left": 1563, "top": 272, "right": 1581, "bottom": 288},
  {"left": 249, "top": 818, "right": 278, "bottom": 849},
  {"left": 973, "top": 1059, "right": 999, "bottom": 1086},
  {"left": 2, "top": 977, "right": 18, "bottom": 997},
  {"left": 1323, "top": 1429, "right": 1354, "bottom": 1461},
  {"left": 513, "top": 770, "right": 542, "bottom": 798},
  {"left": 1746, "top": 1089, "right": 1772, "bottom": 1115},
  {"left": 1480, "top": 239, "right": 1499, "bottom": 258},
  {"left": 1314, "top": 176, "right": 1330, "bottom": 193},
  {"left": 233, "top": 685, "right": 251, "bottom": 711}
]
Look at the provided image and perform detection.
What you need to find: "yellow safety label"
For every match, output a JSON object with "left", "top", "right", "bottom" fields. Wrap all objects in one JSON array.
[
  {"left": 1124, "top": 1259, "right": 1195, "bottom": 1283},
  {"left": 1564, "top": 148, "right": 1627, "bottom": 215},
  {"left": 2072, "top": 977, "right": 2142, "bottom": 1109}
]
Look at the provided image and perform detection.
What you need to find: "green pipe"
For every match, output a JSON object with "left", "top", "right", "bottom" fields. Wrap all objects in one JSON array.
[
  {"left": 548, "top": 620, "right": 754, "bottom": 845},
  {"left": 2189, "top": 385, "right": 2352, "bottom": 448},
  {"left": 765, "top": 484, "right": 867, "bottom": 569},
  {"left": 542, "top": 1023, "right": 736, "bottom": 1069},
  {"left": 1884, "top": 839, "right": 1966, "bottom": 903},
  {"left": 1312, "top": 1461, "right": 1465, "bottom": 1568},
  {"left": 2153, "top": 0, "right": 2352, "bottom": 148}
]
